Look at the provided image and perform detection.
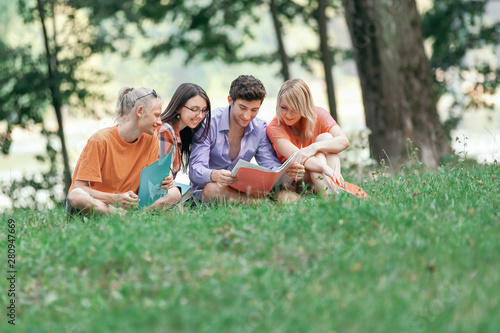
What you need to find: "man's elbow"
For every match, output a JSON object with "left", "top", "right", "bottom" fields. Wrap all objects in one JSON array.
[{"left": 189, "top": 166, "right": 204, "bottom": 184}]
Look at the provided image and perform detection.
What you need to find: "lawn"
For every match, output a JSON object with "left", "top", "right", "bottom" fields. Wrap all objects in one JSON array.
[{"left": 1, "top": 156, "right": 499, "bottom": 333}]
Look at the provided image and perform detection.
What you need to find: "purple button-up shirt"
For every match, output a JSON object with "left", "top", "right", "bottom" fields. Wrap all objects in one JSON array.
[{"left": 189, "top": 105, "right": 281, "bottom": 197}]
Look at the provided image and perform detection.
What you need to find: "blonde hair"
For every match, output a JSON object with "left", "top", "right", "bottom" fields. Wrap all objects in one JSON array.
[
  {"left": 115, "top": 87, "right": 160, "bottom": 122},
  {"left": 276, "top": 78, "right": 317, "bottom": 140}
]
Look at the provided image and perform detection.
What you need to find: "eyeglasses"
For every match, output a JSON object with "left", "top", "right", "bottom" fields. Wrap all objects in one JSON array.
[
  {"left": 183, "top": 105, "right": 208, "bottom": 115},
  {"left": 133, "top": 89, "right": 158, "bottom": 106}
]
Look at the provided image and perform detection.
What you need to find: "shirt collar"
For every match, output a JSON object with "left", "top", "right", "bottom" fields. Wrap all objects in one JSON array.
[{"left": 219, "top": 105, "right": 230, "bottom": 132}]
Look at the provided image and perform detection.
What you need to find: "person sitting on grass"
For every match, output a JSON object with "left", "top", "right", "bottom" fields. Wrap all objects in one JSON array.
[
  {"left": 189, "top": 75, "right": 305, "bottom": 205},
  {"left": 155, "top": 83, "right": 211, "bottom": 205},
  {"left": 66, "top": 87, "right": 173, "bottom": 216},
  {"left": 267, "top": 78, "right": 350, "bottom": 196}
]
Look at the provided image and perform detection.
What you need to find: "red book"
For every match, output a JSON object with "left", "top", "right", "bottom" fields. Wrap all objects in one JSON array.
[{"left": 230, "top": 150, "right": 302, "bottom": 197}]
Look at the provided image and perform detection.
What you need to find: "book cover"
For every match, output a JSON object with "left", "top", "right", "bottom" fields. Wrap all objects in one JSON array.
[
  {"left": 328, "top": 176, "right": 369, "bottom": 198},
  {"left": 137, "top": 152, "right": 172, "bottom": 209},
  {"left": 229, "top": 150, "right": 302, "bottom": 197},
  {"left": 174, "top": 181, "right": 192, "bottom": 204}
]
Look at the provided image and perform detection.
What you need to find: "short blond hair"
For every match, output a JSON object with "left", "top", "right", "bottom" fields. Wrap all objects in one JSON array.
[
  {"left": 115, "top": 87, "right": 160, "bottom": 122},
  {"left": 276, "top": 79, "right": 317, "bottom": 140}
]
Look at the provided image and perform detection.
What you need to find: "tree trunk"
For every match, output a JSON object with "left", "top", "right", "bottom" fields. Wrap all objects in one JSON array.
[
  {"left": 269, "top": 0, "right": 290, "bottom": 81},
  {"left": 37, "top": 0, "right": 72, "bottom": 193},
  {"left": 342, "top": 0, "right": 450, "bottom": 166},
  {"left": 316, "top": 0, "right": 338, "bottom": 121}
]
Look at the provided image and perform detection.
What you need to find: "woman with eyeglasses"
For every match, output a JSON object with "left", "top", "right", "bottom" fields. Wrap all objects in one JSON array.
[
  {"left": 156, "top": 83, "right": 211, "bottom": 203},
  {"left": 66, "top": 86, "right": 171, "bottom": 216}
]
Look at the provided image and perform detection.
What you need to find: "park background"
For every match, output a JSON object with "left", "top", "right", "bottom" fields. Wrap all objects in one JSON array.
[
  {"left": 0, "top": 0, "right": 499, "bottom": 208},
  {"left": 1, "top": 1, "right": 500, "bottom": 332}
]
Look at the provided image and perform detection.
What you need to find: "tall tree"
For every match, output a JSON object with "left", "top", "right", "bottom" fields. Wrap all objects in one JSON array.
[
  {"left": 36, "top": 0, "right": 72, "bottom": 193},
  {"left": 316, "top": 0, "right": 338, "bottom": 120},
  {"left": 342, "top": 0, "right": 450, "bottom": 166},
  {"left": 293, "top": 0, "right": 346, "bottom": 121},
  {"left": 269, "top": 0, "right": 291, "bottom": 80}
]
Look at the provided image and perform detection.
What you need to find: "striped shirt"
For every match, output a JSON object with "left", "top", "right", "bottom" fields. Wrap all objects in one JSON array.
[{"left": 158, "top": 122, "right": 182, "bottom": 178}]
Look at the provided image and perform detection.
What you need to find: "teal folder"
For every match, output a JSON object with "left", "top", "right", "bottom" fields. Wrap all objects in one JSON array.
[{"left": 137, "top": 152, "right": 172, "bottom": 209}]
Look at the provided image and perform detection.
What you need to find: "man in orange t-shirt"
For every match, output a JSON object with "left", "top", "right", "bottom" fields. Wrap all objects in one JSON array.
[{"left": 67, "top": 87, "right": 178, "bottom": 216}]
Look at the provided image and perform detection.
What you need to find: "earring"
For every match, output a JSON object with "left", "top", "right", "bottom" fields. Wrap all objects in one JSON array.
[{"left": 176, "top": 113, "right": 180, "bottom": 119}]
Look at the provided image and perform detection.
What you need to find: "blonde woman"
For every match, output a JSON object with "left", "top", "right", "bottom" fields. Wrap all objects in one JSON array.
[{"left": 267, "top": 78, "right": 350, "bottom": 195}]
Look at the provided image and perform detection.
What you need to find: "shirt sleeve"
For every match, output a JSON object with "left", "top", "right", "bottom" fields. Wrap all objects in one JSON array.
[
  {"left": 266, "top": 118, "right": 292, "bottom": 150},
  {"left": 73, "top": 139, "right": 104, "bottom": 185},
  {"left": 255, "top": 121, "right": 281, "bottom": 169},
  {"left": 189, "top": 123, "right": 214, "bottom": 187},
  {"left": 317, "top": 107, "right": 337, "bottom": 133},
  {"left": 158, "top": 124, "right": 175, "bottom": 158}
]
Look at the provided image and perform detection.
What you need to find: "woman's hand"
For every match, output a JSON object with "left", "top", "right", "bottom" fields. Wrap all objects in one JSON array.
[
  {"left": 211, "top": 169, "right": 236, "bottom": 186},
  {"left": 160, "top": 175, "right": 175, "bottom": 190},
  {"left": 322, "top": 166, "right": 345, "bottom": 189},
  {"left": 300, "top": 143, "right": 318, "bottom": 164},
  {"left": 286, "top": 163, "right": 305, "bottom": 182},
  {"left": 331, "top": 171, "right": 345, "bottom": 188}
]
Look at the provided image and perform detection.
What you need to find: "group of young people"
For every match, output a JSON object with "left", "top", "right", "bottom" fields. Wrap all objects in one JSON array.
[{"left": 66, "top": 75, "right": 350, "bottom": 216}]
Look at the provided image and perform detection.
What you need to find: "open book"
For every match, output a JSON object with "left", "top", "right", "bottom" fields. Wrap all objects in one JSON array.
[
  {"left": 229, "top": 150, "right": 302, "bottom": 197},
  {"left": 137, "top": 152, "right": 191, "bottom": 209}
]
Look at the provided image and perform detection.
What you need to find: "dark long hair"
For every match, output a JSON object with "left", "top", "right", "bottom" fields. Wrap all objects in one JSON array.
[{"left": 160, "top": 83, "right": 211, "bottom": 172}]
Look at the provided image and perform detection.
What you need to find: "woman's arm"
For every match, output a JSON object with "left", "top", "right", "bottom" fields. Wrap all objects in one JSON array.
[
  {"left": 274, "top": 138, "right": 330, "bottom": 175},
  {"left": 303, "top": 125, "right": 350, "bottom": 157}
]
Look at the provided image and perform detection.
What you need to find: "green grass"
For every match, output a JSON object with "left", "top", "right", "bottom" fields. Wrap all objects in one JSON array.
[{"left": 1, "top": 156, "right": 499, "bottom": 333}]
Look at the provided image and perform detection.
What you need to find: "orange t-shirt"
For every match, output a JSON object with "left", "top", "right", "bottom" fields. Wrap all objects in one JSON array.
[
  {"left": 267, "top": 107, "right": 337, "bottom": 163},
  {"left": 69, "top": 125, "right": 159, "bottom": 194}
]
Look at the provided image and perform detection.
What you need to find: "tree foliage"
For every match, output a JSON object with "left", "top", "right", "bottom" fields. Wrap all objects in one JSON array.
[
  {"left": 0, "top": 41, "right": 49, "bottom": 154},
  {"left": 0, "top": 0, "right": 109, "bottom": 207},
  {"left": 422, "top": 0, "right": 500, "bottom": 134}
]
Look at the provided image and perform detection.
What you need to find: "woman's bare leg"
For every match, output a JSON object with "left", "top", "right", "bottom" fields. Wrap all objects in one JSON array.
[{"left": 148, "top": 186, "right": 181, "bottom": 211}]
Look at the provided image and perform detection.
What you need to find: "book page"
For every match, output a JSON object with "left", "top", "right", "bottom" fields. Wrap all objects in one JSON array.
[
  {"left": 272, "top": 149, "right": 303, "bottom": 186},
  {"left": 275, "top": 149, "right": 302, "bottom": 172},
  {"left": 231, "top": 159, "right": 272, "bottom": 176}
]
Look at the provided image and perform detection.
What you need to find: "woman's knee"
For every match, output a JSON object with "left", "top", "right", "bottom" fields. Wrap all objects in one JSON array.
[
  {"left": 161, "top": 187, "right": 182, "bottom": 204},
  {"left": 169, "top": 186, "right": 182, "bottom": 202},
  {"left": 315, "top": 132, "right": 333, "bottom": 142}
]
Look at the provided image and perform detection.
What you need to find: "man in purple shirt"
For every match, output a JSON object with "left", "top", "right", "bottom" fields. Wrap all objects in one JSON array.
[{"left": 189, "top": 75, "right": 304, "bottom": 204}]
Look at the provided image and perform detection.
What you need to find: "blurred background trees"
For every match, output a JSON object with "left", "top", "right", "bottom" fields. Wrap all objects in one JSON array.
[{"left": 1, "top": 0, "right": 499, "bottom": 208}]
